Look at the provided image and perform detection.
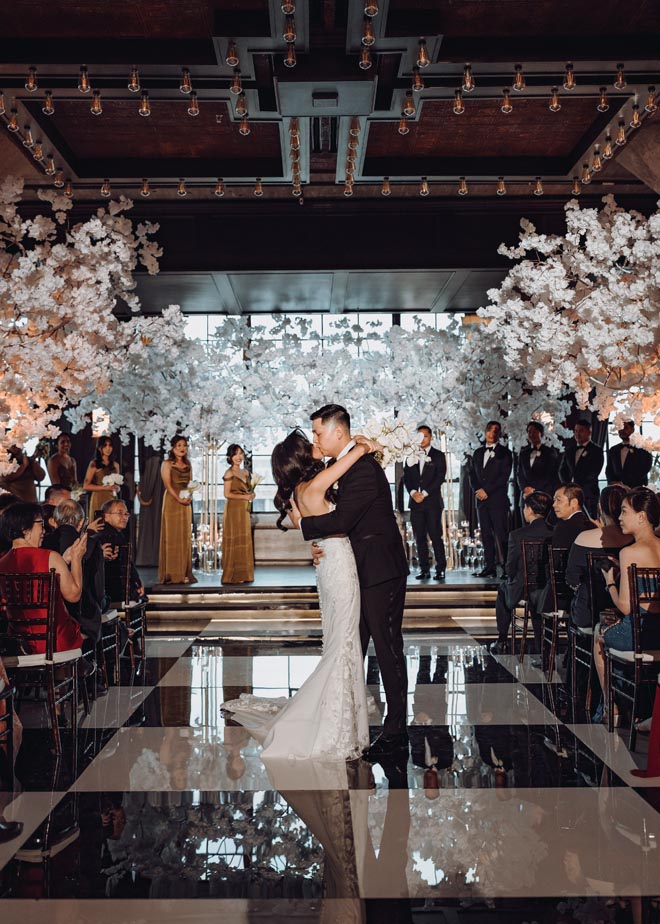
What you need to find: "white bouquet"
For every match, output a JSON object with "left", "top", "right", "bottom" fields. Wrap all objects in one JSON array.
[
  {"left": 249, "top": 472, "right": 263, "bottom": 491},
  {"left": 361, "top": 417, "right": 425, "bottom": 468},
  {"left": 179, "top": 480, "right": 202, "bottom": 500},
  {"left": 70, "top": 484, "right": 85, "bottom": 501},
  {"left": 102, "top": 473, "right": 124, "bottom": 487}
]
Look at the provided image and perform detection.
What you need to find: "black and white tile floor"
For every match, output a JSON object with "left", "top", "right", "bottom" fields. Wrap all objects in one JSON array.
[{"left": 1, "top": 622, "right": 660, "bottom": 923}]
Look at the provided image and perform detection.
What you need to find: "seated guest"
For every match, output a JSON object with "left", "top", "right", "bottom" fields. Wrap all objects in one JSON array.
[
  {"left": 559, "top": 419, "right": 604, "bottom": 518},
  {"left": 594, "top": 487, "right": 660, "bottom": 724},
  {"left": 0, "top": 502, "right": 85, "bottom": 654},
  {"left": 565, "top": 485, "right": 632, "bottom": 629},
  {"left": 516, "top": 422, "right": 561, "bottom": 510},
  {"left": 606, "top": 421, "right": 653, "bottom": 488},
  {"left": 42, "top": 499, "right": 106, "bottom": 645},
  {"left": 44, "top": 484, "right": 71, "bottom": 505},
  {"left": 490, "top": 491, "right": 553, "bottom": 654},
  {"left": 97, "top": 499, "right": 144, "bottom": 603}
]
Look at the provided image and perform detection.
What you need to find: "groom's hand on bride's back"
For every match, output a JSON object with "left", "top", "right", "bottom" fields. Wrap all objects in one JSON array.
[{"left": 311, "top": 542, "right": 324, "bottom": 567}]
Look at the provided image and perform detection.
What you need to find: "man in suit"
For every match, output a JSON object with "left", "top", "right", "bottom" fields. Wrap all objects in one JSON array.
[
  {"left": 489, "top": 490, "right": 553, "bottom": 654},
  {"left": 606, "top": 421, "right": 653, "bottom": 488},
  {"left": 297, "top": 404, "right": 410, "bottom": 762},
  {"left": 558, "top": 418, "right": 604, "bottom": 518},
  {"left": 469, "top": 420, "right": 513, "bottom": 578},
  {"left": 516, "top": 421, "right": 561, "bottom": 510},
  {"left": 403, "top": 425, "right": 447, "bottom": 582}
]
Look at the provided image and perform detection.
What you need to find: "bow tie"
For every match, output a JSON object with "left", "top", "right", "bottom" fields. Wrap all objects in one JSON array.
[{"left": 484, "top": 448, "right": 496, "bottom": 460}]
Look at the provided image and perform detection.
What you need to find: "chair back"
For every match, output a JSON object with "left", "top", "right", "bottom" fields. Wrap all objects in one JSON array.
[
  {"left": 586, "top": 552, "right": 615, "bottom": 627},
  {"left": 116, "top": 542, "right": 133, "bottom": 605},
  {"left": 548, "top": 547, "right": 571, "bottom": 611},
  {"left": 627, "top": 564, "right": 660, "bottom": 654},
  {"left": 522, "top": 539, "right": 550, "bottom": 599},
  {"left": 0, "top": 570, "right": 59, "bottom": 661}
]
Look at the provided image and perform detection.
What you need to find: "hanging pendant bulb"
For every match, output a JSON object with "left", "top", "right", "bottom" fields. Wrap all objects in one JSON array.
[
  {"left": 644, "top": 86, "right": 657, "bottom": 113},
  {"left": 362, "top": 18, "right": 375, "bottom": 46},
  {"left": 381, "top": 177, "right": 391, "bottom": 196},
  {"left": 254, "top": 178, "right": 263, "bottom": 197},
  {"left": 412, "top": 66, "right": 424, "bottom": 92},
  {"left": 629, "top": 103, "right": 641, "bottom": 128},
  {"left": 563, "top": 62, "right": 576, "bottom": 90},
  {"left": 282, "top": 0, "right": 295, "bottom": 12},
  {"left": 25, "top": 67, "right": 37, "bottom": 92},
  {"left": 6, "top": 108, "right": 18, "bottom": 132},
  {"left": 177, "top": 178, "right": 187, "bottom": 197},
  {"left": 501, "top": 87, "right": 513, "bottom": 113},
  {"left": 32, "top": 140, "right": 43, "bottom": 160},
  {"left": 533, "top": 177, "right": 544, "bottom": 196},
  {"left": 592, "top": 147, "right": 602, "bottom": 171},
  {"left": 128, "top": 65, "right": 140, "bottom": 92},
  {"left": 180, "top": 68, "right": 192, "bottom": 94},
  {"left": 603, "top": 133, "right": 613, "bottom": 159},
  {"left": 187, "top": 91, "right": 199, "bottom": 116},
  {"left": 512, "top": 64, "right": 526, "bottom": 91},
  {"left": 140, "top": 178, "right": 150, "bottom": 198},
  {"left": 397, "top": 113, "right": 409, "bottom": 135},
  {"left": 549, "top": 87, "right": 561, "bottom": 112},
  {"left": 350, "top": 117, "right": 360, "bottom": 137},
  {"left": 22, "top": 125, "right": 34, "bottom": 147},
  {"left": 403, "top": 90, "right": 416, "bottom": 117},
  {"left": 572, "top": 176, "right": 581, "bottom": 195},
  {"left": 230, "top": 70, "right": 242, "bottom": 95},
  {"left": 64, "top": 179, "right": 73, "bottom": 198},
  {"left": 419, "top": 176, "right": 430, "bottom": 197},
  {"left": 496, "top": 177, "right": 506, "bottom": 196},
  {"left": 139, "top": 90, "right": 150, "bottom": 116},
  {"left": 417, "top": 39, "right": 430, "bottom": 68},
  {"left": 581, "top": 163, "right": 591, "bottom": 184},
  {"left": 214, "top": 178, "right": 225, "bottom": 197},
  {"left": 42, "top": 90, "right": 54, "bottom": 115},
  {"left": 364, "top": 0, "right": 379, "bottom": 15},
  {"left": 284, "top": 44, "right": 297, "bottom": 67},
  {"left": 54, "top": 169, "right": 64, "bottom": 187},
  {"left": 453, "top": 88, "right": 464, "bottom": 115},
  {"left": 45, "top": 156, "right": 56, "bottom": 176},
  {"left": 78, "top": 65, "right": 90, "bottom": 93},
  {"left": 457, "top": 177, "right": 468, "bottom": 196},
  {"left": 239, "top": 115, "right": 250, "bottom": 135},
  {"left": 235, "top": 92, "right": 247, "bottom": 117},
  {"left": 226, "top": 41, "right": 239, "bottom": 68},
  {"left": 463, "top": 63, "right": 475, "bottom": 92},
  {"left": 359, "top": 47, "right": 372, "bottom": 70},
  {"left": 90, "top": 89, "right": 102, "bottom": 115},
  {"left": 597, "top": 87, "right": 609, "bottom": 112},
  {"left": 343, "top": 181, "right": 353, "bottom": 196},
  {"left": 283, "top": 16, "right": 296, "bottom": 42},
  {"left": 100, "top": 178, "right": 111, "bottom": 198},
  {"left": 614, "top": 63, "right": 626, "bottom": 90},
  {"left": 616, "top": 118, "right": 626, "bottom": 145}
]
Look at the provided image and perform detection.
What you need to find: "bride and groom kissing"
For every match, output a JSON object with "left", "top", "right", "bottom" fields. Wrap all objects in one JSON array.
[{"left": 222, "top": 403, "right": 410, "bottom": 765}]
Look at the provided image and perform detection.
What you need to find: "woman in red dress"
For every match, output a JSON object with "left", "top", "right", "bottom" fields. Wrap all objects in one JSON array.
[{"left": 0, "top": 502, "right": 85, "bottom": 653}]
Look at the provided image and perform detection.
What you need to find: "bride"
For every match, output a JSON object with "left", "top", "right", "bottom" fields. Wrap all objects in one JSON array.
[{"left": 221, "top": 428, "right": 379, "bottom": 761}]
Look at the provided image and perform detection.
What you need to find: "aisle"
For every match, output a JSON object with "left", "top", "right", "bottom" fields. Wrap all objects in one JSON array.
[{"left": 1, "top": 620, "right": 659, "bottom": 922}]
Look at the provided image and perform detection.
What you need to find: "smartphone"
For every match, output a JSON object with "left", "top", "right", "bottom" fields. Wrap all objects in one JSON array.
[{"left": 81, "top": 516, "right": 89, "bottom": 533}]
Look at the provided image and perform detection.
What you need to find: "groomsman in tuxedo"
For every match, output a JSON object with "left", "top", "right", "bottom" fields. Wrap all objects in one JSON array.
[
  {"left": 516, "top": 421, "right": 561, "bottom": 510},
  {"left": 469, "top": 420, "right": 513, "bottom": 578},
  {"left": 558, "top": 419, "right": 604, "bottom": 518},
  {"left": 606, "top": 421, "right": 653, "bottom": 488},
  {"left": 403, "top": 425, "right": 447, "bottom": 582}
]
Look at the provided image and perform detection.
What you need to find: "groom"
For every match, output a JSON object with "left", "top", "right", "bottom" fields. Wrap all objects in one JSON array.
[{"left": 293, "top": 403, "right": 410, "bottom": 761}]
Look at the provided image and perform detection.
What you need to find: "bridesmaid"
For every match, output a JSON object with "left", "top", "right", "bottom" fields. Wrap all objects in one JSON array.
[
  {"left": 159, "top": 435, "right": 196, "bottom": 585},
  {"left": 84, "top": 437, "right": 120, "bottom": 520},
  {"left": 47, "top": 433, "right": 78, "bottom": 489},
  {"left": 221, "top": 444, "right": 255, "bottom": 585}
]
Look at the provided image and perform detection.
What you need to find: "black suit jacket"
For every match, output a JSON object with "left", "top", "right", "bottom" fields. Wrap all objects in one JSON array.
[
  {"left": 469, "top": 443, "right": 512, "bottom": 508},
  {"left": 42, "top": 524, "right": 105, "bottom": 642},
  {"left": 558, "top": 440, "right": 604, "bottom": 507},
  {"left": 503, "top": 517, "right": 552, "bottom": 609},
  {"left": 551, "top": 511, "right": 592, "bottom": 551},
  {"left": 402, "top": 447, "right": 446, "bottom": 509},
  {"left": 97, "top": 523, "right": 143, "bottom": 602},
  {"left": 301, "top": 453, "right": 409, "bottom": 589},
  {"left": 606, "top": 442, "right": 653, "bottom": 487},
  {"left": 516, "top": 444, "right": 561, "bottom": 498}
]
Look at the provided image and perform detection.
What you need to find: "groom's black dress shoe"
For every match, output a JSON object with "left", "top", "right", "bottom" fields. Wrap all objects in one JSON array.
[
  {"left": 415, "top": 571, "right": 431, "bottom": 580},
  {"left": 363, "top": 732, "right": 409, "bottom": 763},
  {"left": 474, "top": 567, "right": 497, "bottom": 578}
]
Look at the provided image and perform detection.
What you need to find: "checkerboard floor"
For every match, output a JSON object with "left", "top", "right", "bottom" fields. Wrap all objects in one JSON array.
[{"left": 2, "top": 622, "right": 660, "bottom": 923}]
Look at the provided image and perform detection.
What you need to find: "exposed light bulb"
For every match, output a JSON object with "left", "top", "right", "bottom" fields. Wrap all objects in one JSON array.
[
  {"left": 403, "top": 91, "right": 416, "bottom": 117},
  {"left": 54, "top": 169, "right": 64, "bottom": 187},
  {"left": 645, "top": 86, "right": 658, "bottom": 113},
  {"left": 284, "top": 44, "right": 297, "bottom": 67},
  {"left": 22, "top": 126, "right": 33, "bottom": 148},
  {"left": 32, "top": 140, "right": 43, "bottom": 160},
  {"left": 614, "top": 63, "right": 626, "bottom": 90},
  {"left": 226, "top": 41, "right": 239, "bottom": 68},
  {"left": 496, "top": 177, "right": 506, "bottom": 196},
  {"left": 417, "top": 38, "right": 429, "bottom": 68},
  {"left": 214, "top": 178, "right": 225, "bottom": 197},
  {"left": 282, "top": 0, "right": 295, "bottom": 12},
  {"left": 592, "top": 147, "right": 602, "bottom": 171},
  {"left": 563, "top": 62, "right": 576, "bottom": 90},
  {"left": 453, "top": 88, "right": 464, "bottom": 115},
  {"left": 25, "top": 67, "right": 37, "bottom": 92},
  {"left": 512, "top": 64, "right": 525, "bottom": 91},
  {"left": 343, "top": 182, "right": 353, "bottom": 196},
  {"left": 397, "top": 113, "right": 410, "bottom": 135},
  {"left": 533, "top": 177, "right": 544, "bottom": 196},
  {"left": 501, "top": 87, "right": 513, "bottom": 114},
  {"left": 419, "top": 176, "right": 430, "bottom": 197},
  {"left": 90, "top": 89, "right": 102, "bottom": 115},
  {"left": 597, "top": 87, "right": 609, "bottom": 112},
  {"left": 362, "top": 18, "right": 375, "bottom": 46},
  {"left": 549, "top": 87, "right": 561, "bottom": 112},
  {"left": 581, "top": 163, "right": 591, "bottom": 184},
  {"left": 177, "top": 178, "right": 187, "bottom": 197},
  {"left": 139, "top": 90, "right": 150, "bottom": 116},
  {"left": 364, "top": 0, "right": 379, "bottom": 15},
  {"left": 381, "top": 177, "right": 391, "bottom": 196},
  {"left": 0, "top": 93, "right": 4, "bottom": 116},
  {"left": 603, "top": 133, "right": 613, "bottom": 158},
  {"left": 359, "top": 47, "right": 372, "bottom": 70},
  {"left": 239, "top": 115, "right": 250, "bottom": 135},
  {"left": 42, "top": 90, "right": 54, "bottom": 115},
  {"left": 283, "top": 16, "right": 296, "bottom": 43},
  {"left": 180, "top": 68, "right": 192, "bottom": 94},
  {"left": 100, "top": 178, "right": 111, "bottom": 198},
  {"left": 350, "top": 117, "right": 360, "bottom": 137},
  {"left": 7, "top": 108, "right": 18, "bottom": 132},
  {"left": 629, "top": 103, "right": 640, "bottom": 128},
  {"left": 616, "top": 118, "right": 626, "bottom": 145},
  {"left": 254, "top": 177, "right": 263, "bottom": 197},
  {"left": 292, "top": 182, "right": 302, "bottom": 197},
  {"left": 572, "top": 176, "right": 581, "bottom": 195},
  {"left": 45, "top": 156, "right": 56, "bottom": 176},
  {"left": 230, "top": 70, "right": 242, "bottom": 94},
  {"left": 463, "top": 63, "right": 475, "bottom": 92},
  {"left": 128, "top": 66, "right": 140, "bottom": 92},
  {"left": 457, "top": 177, "right": 468, "bottom": 196},
  {"left": 78, "top": 65, "right": 90, "bottom": 93},
  {"left": 187, "top": 91, "right": 199, "bottom": 116},
  {"left": 64, "top": 179, "right": 73, "bottom": 198},
  {"left": 235, "top": 92, "right": 247, "bottom": 117},
  {"left": 140, "top": 178, "right": 150, "bottom": 197},
  {"left": 412, "top": 66, "right": 424, "bottom": 92}
]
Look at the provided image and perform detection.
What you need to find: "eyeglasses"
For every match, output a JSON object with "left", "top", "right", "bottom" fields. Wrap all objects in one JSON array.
[
  {"left": 108, "top": 510, "right": 130, "bottom": 517},
  {"left": 33, "top": 519, "right": 44, "bottom": 526}
]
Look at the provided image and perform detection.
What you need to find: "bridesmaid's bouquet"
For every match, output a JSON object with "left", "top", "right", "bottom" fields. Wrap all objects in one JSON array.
[
  {"left": 70, "top": 484, "right": 85, "bottom": 501},
  {"left": 179, "top": 480, "right": 201, "bottom": 500},
  {"left": 361, "top": 417, "right": 426, "bottom": 468},
  {"left": 102, "top": 473, "right": 124, "bottom": 487},
  {"left": 249, "top": 473, "right": 263, "bottom": 491}
]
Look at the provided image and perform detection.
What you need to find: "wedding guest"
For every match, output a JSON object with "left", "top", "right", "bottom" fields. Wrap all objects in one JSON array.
[
  {"left": 0, "top": 502, "right": 85, "bottom": 654},
  {"left": 222, "top": 444, "right": 255, "bottom": 585},
  {"left": 559, "top": 419, "right": 604, "bottom": 518},
  {"left": 403, "top": 425, "right": 447, "bottom": 582},
  {"left": 44, "top": 484, "right": 72, "bottom": 505},
  {"left": 516, "top": 422, "right": 561, "bottom": 509},
  {"left": 0, "top": 494, "right": 20, "bottom": 553},
  {"left": 469, "top": 420, "right": 512, "bottom": 578},
  {"left": 0, "top": 445, "right": 46, "bottom": 502},
  {"left": 84, "top": 437, "right": 121, "bottom": 521},
  {"left": 47, "top": 433, "right": 78, "bottom": 489},
  {"left": 98, "top": 498, "right": 144, "bottom": 603},
  {"left": 606, "top": 421, "right": 653, "bottom": 488},
  {"left": 490, "top": 491, "right": 553, "bottom": 654},
  {"left": 158, "top": 435, "right": 196, "bottom": 585},
  {"left": 565, "top": 485, "right": 632, "bottom": 629},
  {"left": 594, "top": 487, "right": 660, "bottom": 724}
]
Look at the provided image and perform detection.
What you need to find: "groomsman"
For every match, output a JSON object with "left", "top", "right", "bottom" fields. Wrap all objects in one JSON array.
[
  {"left": 469, "top": 421, "right": 512, "bottom": 578},
  {"left": 606, "top": 421, "right": 653, "bottom": 488},
  {"left": 403, "top": 425, "right": 447, "bottom": 582},
  {"left": 558, "top": 419, "right": 604, "bottom": 518},
  {"left": 516, "top": 421, "right": 561, "bottom": 508}
]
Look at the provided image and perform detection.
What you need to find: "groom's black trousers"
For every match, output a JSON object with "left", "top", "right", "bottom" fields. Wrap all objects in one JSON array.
[{"left": 360, "top": 575, "right": 408, "bottom": 735}]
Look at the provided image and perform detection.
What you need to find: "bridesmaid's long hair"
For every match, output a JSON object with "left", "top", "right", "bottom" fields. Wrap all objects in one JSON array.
[
  {"left": 272, "top": 429, "right": 324, "bottom": 532},
  {"left": 167, "top": 434, "right": 190, "bottom": 465},
  {"left": 94, "top": 436, "right": 115, "bottom": 469}
]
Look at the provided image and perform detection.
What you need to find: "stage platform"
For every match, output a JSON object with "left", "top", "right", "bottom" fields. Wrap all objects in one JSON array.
[{"left": 142, "top": 566, "right": 499, "bottom": 636}]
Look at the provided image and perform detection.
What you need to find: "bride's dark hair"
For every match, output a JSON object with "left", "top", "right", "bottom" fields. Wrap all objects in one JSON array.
[{"left": 272, "top": 428, "right": 325, "bottom": 532}]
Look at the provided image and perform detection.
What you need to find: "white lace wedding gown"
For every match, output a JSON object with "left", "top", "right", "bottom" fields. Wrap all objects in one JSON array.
[{"left": 222, "top": 536, "right": 370, "bottom": 761}]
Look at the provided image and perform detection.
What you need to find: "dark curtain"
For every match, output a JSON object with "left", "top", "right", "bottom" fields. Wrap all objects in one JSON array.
[{"left": 136, "top": 442, "right": 164, "bottom": 568}]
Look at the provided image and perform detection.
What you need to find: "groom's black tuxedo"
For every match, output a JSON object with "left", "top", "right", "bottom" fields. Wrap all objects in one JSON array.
[{"left": 301, "top": 452, "right": 409, "bottom": 733}]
